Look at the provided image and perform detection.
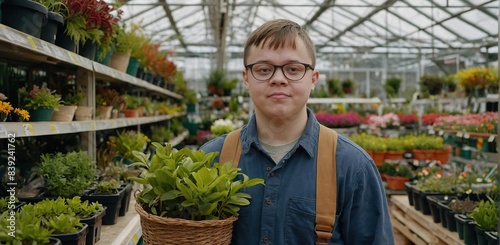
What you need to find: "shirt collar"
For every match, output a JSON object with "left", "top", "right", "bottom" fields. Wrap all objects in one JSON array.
[{"left": 240, "top": 108, "right": 319, "bottom": 158}]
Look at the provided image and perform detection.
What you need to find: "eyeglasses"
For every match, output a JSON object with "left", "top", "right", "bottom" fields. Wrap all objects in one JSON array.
[{"left": 245, "top": 62, "right": 314, "bottom": 81}]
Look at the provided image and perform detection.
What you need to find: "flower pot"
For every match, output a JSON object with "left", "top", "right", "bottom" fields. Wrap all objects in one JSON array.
[
  {"left": 371, "top": 151, "right": 386, "bottom": 167},
  {"left": 426, "top": 195, "right": 454, "bottom": 224},
  {"left": 412, "top": 188, "right": 422, "bottom": 211},
  {"left": 385, "top": 175, "right": 408, "bottom": 190},
  {"left": 0, "top": 0, "right": 4, "bottom": 22},
  {"left": 434, "top": 148, "right": 451, "bottom": 164},
  {"left": 459, "top": 216, "right": 477, "bottom": 245},
  {"left": 96, "top": 106, "right": 112, "bottom": 120},
  {"left": 74, "top": 106, "right": 93, "bottom": 121},
  {"left": 119, "top": 183, "right": 133, "bottom": 216},
  {"left": 50, "top": 223, "right": 88, "bottom": 245},
  {"left": 49, "top": 237, "right": 62, "bottom": 245},
  {"left": 81, "top": 207, "right": 107, "bottom": 245},
  {"left": 135, "top": 203, "right": 237, "bottom": 245},
  {"left": 404, "top": 182, "right": 414, "bottom": 206},
  {"left": 109, "top": 49, "right": 131, "bottom": 73},
  {"left": 485, "top": 231, "right": 498, "bottom": 245},
  {"left": 418, "top": 191, "right": 443, "bottom": 215},
  {"left": 1, "top": 0, "right": 48, "bottom": 38},
  {"left": 126, "top": 57, "right": 140, "bottom": 77},
  {"left": 122, "top": 108, "right": 139, "bottom": 118},
  {"left": 475, "top": 226, "right": 488, "bottom": 245},
  {"left": 55, "top": 24, "right": 77, "bottom": 53},
  {"left": 437, "top": 200, "right": 458, "bottom": 231},
  {"left": 81, "top": 188, "right": 125, "bottom": 225},
  {"left": 437, "top": 200, "right": 452, "bottom": 229},
  {"left": 51, "top": 105, "right": 77, "bottom": 122},
  {"left": 384, "top": 151, "right": 404, "bottom": 160},
  {"left": 30, "top": 107, "right": 54, "bottom": 121},
  {"left": 40, "top": 11, "right": 63, "bottom": 44},
  {"left": 412, "top": 149, "right": 435, "bottom": 161},
  {"left": 79, "top": 41, "right": 97, "bottom": 61},
  {"left": 97, "top": 48, "right": 113, "bottom": 65}
]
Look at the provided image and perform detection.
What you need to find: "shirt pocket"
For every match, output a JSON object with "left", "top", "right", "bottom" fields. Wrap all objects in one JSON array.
[{"left": 284, "top": 197, "right": 316, "bottom": 244}]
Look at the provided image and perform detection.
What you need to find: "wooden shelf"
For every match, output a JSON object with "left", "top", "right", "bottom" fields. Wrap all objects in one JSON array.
[{"left": 390, "top": 195, "right": 464, "bottom": 245}]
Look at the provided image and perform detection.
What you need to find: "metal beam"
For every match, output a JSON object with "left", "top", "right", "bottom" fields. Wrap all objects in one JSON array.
[
  {"left": 303, "top": 0, "right": 335, "bottom": 28},
  {"left": 460, "top": 0, "right": 497, "bottom": 19},
  {"left": 158, "top": 0, "right": 189, "bottom": 51}
]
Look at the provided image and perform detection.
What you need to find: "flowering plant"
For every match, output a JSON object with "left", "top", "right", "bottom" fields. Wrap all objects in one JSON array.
[
  {"left": 212, "top": 98, "right": 225, "bottom": 110},
  {"left": 19, "top": 84, "right": 61, "bottom": 111},
  {"left": 421, "top": 113, "right": 443, "bottom": 126},
  {"left": 456, "top": 67, "right": 497, "bottom": 90},
  {"left": 367, "top": 113, "right": 400, "bottom": 132},
  {"left": 315, "top": 111, "right": 361, "bottom": 128},
  {"left": 210, "top": 119, "right": 234, "bottom": 136},
  {"left": 0, "top": 93, "right": 30, "bottom": 122},
  {"left": 433, "top": 112, "right": 497, "bottom": 134},
  {"left": 398, "top": 113, "right": 418, "bottom": 125}
]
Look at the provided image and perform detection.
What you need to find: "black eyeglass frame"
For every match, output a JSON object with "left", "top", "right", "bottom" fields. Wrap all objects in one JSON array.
[{"left": 245, "top": 62, "right": 314, "bottom": 81}]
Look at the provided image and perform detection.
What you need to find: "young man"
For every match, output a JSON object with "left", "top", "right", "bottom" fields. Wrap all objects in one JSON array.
[{"left": 201, "top": 19, "right": 394, "bottom": 244}]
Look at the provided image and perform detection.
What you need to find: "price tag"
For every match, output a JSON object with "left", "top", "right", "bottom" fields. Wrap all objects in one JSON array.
[
  {"left": 69, "top": 52, "right": 79, "bottom": 64},
  {"left": 49, "top": 124, "right": 59, "bottom": 134},
  {"left": 464, "top": 133, "right": 470, "bottom": 139},
  {"left": 488, "top": 135, "right": 495, "bottom": 142},
  {"left": 456, "top": 132, "right": 463, "bottom": 138},
  {"left": 22, "top": 124, "right": 34, "bottom": 136},
  {"left": 26, "top": 36, "right": 37, "bottom": 49},
  {"left": 438, "top": 130, "right": 444, "bottom": 136},
  {"left": 39, "top": 41, "right": 50, "bottom": 53},
  {"left": 360, "top": 124, "right": 368, "bottom": 129},
  {"left": 0, "top": 125, "right": 7, "bottom": 138},
  {"left": 90, "top": 122, "right": 96, "bottom": 130},
  {"left": 71, "top": 122, "right": 82, "bottom": 131},
  {"left": 110, "top": 121, "right": 116, "bottom": 128}
]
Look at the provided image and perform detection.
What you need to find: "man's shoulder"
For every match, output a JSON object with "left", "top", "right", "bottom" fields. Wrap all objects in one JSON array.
[{"left": 199, "top": 134, "right": 227, "bottom": 153}]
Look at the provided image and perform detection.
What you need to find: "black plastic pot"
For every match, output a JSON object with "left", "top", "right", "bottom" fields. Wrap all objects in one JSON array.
[
  {"left": 80, "top": 207, "right": 107, "bottom": 245},
  {"left": 418, "top": 191, "right": 443, "bottom": 215},
  {"left": 412, "top": 188, "right": 422, "bottom": 211},
  {"left": 81, "top": 188, "right": 125, "bottom": 225},
  {"left": 119, "top": 183, "right": 133, "bottom": 216},
  {"left": 55, "top": 24, "right": 77, "bottom": 52},
  {"left": 404, "top": 182, "right": 414, "bottom": 206},
  {"left": 79, "top": 41, "right": 97, "bottom": 61},
  {"left": 454, "top": 214, "right": 477, "bottom": 245},
  {"left": 485, "top": 231, "right": 498, "bottom": 245},
  {"left": 49, "top": 237, "right": 62, "bottom": 245},
  {"left": 475, "top": 226, "right": 488, "bottom": 245},
  {"left": 437, "top": 200, "right": 458, "bottom": 231},
  {"left": 40, "top": 11, "right": 63, "bottom": 44},
  {"left": 51, "top": 223, "right": 88, "bottom": 245},
  {"left": 1, "top": 0, "right": 48, "bottom": 38},
  {"left": 426, "top": 195, "right": 454, "bottom": 223}
]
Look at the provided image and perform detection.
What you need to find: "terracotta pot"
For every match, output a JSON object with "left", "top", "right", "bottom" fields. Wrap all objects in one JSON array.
[
  {"left": 385, "top": 175, "right": 408, "bottom": 190},
  {"left": 384, "top": 151, "right": 404, "bottom": 160},
  {"left": 109, "top": 49, "right": 131, "bottom": 72},
  {"left": 122, "top": 109, "right": 139, "bottom": 118},
  {"left": 412, "top": 149, "right": 435, "bottom": 161},
  {"left": 371, "top": 151, "right": 386, "bottom": 167},
  {"left": 96, "top": 106, "right": 113, "bottom": 120},
  {"left": 51, "top": 105, "right": 77, "bottom": 122}
]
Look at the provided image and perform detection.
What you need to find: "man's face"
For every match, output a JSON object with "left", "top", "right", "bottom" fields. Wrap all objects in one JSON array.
[{"left": 242, "top": 37, "right": 319, "bottom": 121}]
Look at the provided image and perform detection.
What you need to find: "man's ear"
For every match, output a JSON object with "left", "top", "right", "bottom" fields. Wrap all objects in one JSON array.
[{"left": 242, "top": 69, "right": 250, "bottom": 89}]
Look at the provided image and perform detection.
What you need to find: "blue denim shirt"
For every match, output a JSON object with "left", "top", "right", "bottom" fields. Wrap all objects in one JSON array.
[{"left": 200, "top": 109, "right": 394, "bottom": 245}]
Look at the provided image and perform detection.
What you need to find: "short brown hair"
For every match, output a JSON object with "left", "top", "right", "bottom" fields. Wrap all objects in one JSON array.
[{"left": 243, "top": 19, "right": 316, "bottom": 67}]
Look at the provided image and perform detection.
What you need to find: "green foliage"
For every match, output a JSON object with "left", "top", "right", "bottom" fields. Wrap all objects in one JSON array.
[
  {"left": 129, "top": 143, "right": 264, "bottom": 220},
  {"left": 420, "top": 74, "right": 444, "bottom": 95},
  {"left": 37, "top": 151, "right": 96, "bottom": 197},
  {"left": 384, "top": 77, "right": 402, "bottom": 98},
  {"left": 341, "top": 79, "right": 354, "bottom": 88},
  {"left": 0, "top": 210, "right": 52, "bottom": 244},
  {"left": 468, "top": 198, "right": 498, "bottom": 231},
  {"left": 183, "top": 88, "right": 198, "bottom": 105},
  {"left": 385, "top": 138, "right": 404, "bottom": 152},
  {"left": 448, "top": 197, "right": 478, "bottom": 214},
  {"left": 413, "top": 135, "right": 444, "bottom": 150},
  {"left": 18, "top": 84, "right": 61, "bottom": 110},
  {"left": 111, "top": 130, "right": 150, "bottom": 162},
  {"left": 95, "top": 179, "right": 119, "bottom": 194},
  {"left": 310, "top": 85, "right": 331, "bottom": 98},
  {"left": 206, "top": 69, "right": 226, "bottom": 87},
  {"left": 326, "top": 78, "right": 343, "bottom": 96},
  {"left": 123, "top": 94, "right": 141, "bottom": 109},
  {"left": 64, "top": 92, "right": 86, "bottom": 105}
]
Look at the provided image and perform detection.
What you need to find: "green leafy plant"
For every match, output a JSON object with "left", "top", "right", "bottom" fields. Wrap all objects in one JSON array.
[
  {"left": 420, "top": 74, "right": 444, "bottom": 96},
  {"left": 95, "top": 179, "right": 119, "bottom": 195},
  {"left": 109, "top": 130, "right": 150, "bottom": 162},
  {"left": 384, "top": 77, "right": 402, "bottom": 98},
  {"left": 326, "top": 78, "right": 343, "bottom": 96},
  {"left": 183, "top": 88, "right": 198, "bottom": 105},
  {"left": 123, "top": 94, "right": 141, "bottom": 109},
  {"left": 468, "top": 197, "right": 498, "bottom": 231},
  {"left": 129, "top": 143, "right": 264, "bottom": 220},
  {"left": 64, "top": 92, "right": 86, "bottom": 105},
  {"left": 37, "top": 151, "right": 96, "bottom": 197},
  {"left": 18, "top": 84, "right": 61, "bottom": 110},
  {"left": 0, "top": 210, "right": 52, "bottom": 244}
]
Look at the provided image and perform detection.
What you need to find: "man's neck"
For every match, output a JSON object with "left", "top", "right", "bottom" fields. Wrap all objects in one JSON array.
[{"left": 255, "top": 109, "right": 308, "bottom": 146}]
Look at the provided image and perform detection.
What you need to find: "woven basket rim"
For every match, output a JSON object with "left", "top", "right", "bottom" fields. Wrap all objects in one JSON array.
[{"left": 135, "top": 202, "right": 237, "bottom": 227}]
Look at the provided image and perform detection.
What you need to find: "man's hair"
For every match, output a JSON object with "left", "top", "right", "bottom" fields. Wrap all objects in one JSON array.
[{"left": 243, "top": 19, "right": 316, "bottom": 68}]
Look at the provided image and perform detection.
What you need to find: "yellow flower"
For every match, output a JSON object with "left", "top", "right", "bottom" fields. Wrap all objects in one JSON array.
[
  {"left": 0, "top": 101, "right": 14, "bottom": 115},
  {"left": 14, "top": 108, "right": 30, "bottom": 121}
]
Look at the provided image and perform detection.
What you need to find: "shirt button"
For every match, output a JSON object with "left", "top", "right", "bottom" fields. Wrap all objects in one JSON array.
[
  {"left": 266, "top": 197, "right": 272, "bottom": 205},
  {"left": 270, "top": 172, "right": 275, "bottom": 177},
  {"left": 263, "top": 237, "right": 269, "bottom": 243},
  {"left": 265, "top": 166, "right": 271, "bottom": 171}
]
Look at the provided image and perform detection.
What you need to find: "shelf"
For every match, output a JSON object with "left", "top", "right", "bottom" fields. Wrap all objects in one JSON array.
[
  {"left": 390, "top": 195, "right": 464, "bottom": 245},
  {"left": 450, "top": 156, "right": 498, "bottom": 168},
  {"left": 93, "top": 62, "right": 182, "bottom": 99},
  {"left": 0, "top": 113, "right": 186, "bottom": 138},
  {"left": 0, "top": 24, "right": 93, "bottom": 70},
  {"left": 169, "top": 130, "right": 189, "bottom": 147},
  {"left": 97, "top": 193, "right": 141, "bottom": 245}
]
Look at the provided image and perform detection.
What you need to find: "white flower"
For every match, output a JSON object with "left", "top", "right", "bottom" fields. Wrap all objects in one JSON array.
[{"left": 0, "top": 93, "right": 7, "bottom": 101}]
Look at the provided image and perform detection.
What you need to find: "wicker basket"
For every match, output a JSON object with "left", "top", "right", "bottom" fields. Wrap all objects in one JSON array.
[{"left": 135, "top": 203, "right": 237, "bottom": 245}]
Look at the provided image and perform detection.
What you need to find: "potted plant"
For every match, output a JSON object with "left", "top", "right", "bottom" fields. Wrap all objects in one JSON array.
[
  {"left": 384, "top": 138, "right": 405, "bottom": 160},
  {"left": 210, "top": 118, "right": 235, "bottom": 136},
  {"left": 383, "top": 163, "right": 412, "bottom": 190},
  {"left": 452, "top": 197, "right": 480, "bottom": 240},
  {"left": 384, "top": 77, "right": 402, "bottom": 98},
  {"left": 109, "top": 130, "right": 150, "bottom": 164},
  {"left": 0, "top": 209, "right": 62, "bottom": 245},
  {"left": 419, "top": 74, "right": 444, "bottom": 96},
  {"left": 36, "top": 151, "right": 96, "bottom": 198},
  {"left": 183, "top": 88, "right": 198, "bottom": 113},
  {"left": 18, "top": 84, "right": 61, "bottom": 122},
  {"left": 326, "top": 77, "right": 342, "bottom": 97},
  {"left": 96, "top": 87, "right": 126, "bottom": 119},
  {"left": 81, "top": 179, "right": 124, "bottom": 225},
  {"left": 443, "top": 75, "right": 457, "bottom": 93},
  {"left": 468, "top": 198, "right": 498, "bottom": 245},
  {"left": 122, "top": 94, "right": 141, "bottom": 117},
  {"left": 52, "top": 92, "right": 85, "bottom": 122},
  {"left": 31, "top": 0, "right": 65, "bottom": 44},
  {"left": 129, "top": 142, "right": 264, "bottom": 244},
  {"left": 341, "top": 79, "right": 354, "bottom": 94},
  {"left": 206, "top": 69, "right": 226, "bottom": 96}
]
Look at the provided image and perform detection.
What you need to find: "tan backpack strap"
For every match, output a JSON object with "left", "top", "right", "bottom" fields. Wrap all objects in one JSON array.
[
  {"left": 315, "top": 125, "right": 338, "bottom": 244},
  {"left": 219, "top": 128, "right": 243, "bottom": 168}
]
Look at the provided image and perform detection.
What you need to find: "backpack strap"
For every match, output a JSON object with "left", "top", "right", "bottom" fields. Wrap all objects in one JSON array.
[
  {"left": 315, "top": 125, "right": 338, "bottom": 244},
  {"left": 219, "top": 125, "right": 338, "bottom": 244},
  {"left": 219, "top": 128, "right": 242, "bottom": 168}
]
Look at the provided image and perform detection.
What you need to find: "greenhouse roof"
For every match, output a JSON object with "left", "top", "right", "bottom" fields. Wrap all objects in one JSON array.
[{"left": 113, "top": 0, "right": 498, "bottom": 76}]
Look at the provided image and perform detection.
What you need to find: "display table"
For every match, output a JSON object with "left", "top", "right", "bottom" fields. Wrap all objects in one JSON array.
[{"left": 390, "top": 195, "right": 464, "bottom": 245}]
